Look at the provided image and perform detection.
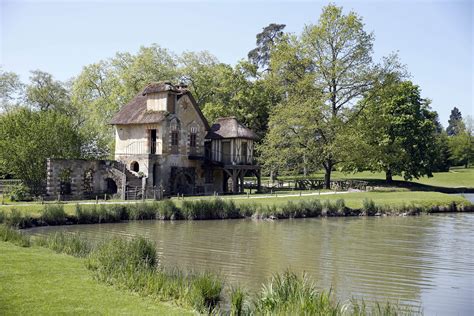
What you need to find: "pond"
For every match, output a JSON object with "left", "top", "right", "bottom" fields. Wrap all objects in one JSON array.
[{"left": 27, "top": 214, "right": 474, "bottom": 314}]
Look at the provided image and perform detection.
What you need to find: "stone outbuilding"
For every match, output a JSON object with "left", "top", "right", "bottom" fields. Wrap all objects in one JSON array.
[{"left": 46, "top": 82, "right": 260, "bottom": 199}]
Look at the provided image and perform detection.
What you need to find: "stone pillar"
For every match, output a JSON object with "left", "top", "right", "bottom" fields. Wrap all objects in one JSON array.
[{"left": 46, "top": 158, "right": 57, "bottom": 197}]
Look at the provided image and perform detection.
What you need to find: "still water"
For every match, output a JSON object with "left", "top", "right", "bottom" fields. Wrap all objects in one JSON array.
[{"left": 28, "top": 214, "right": 474, "bottom": 315}]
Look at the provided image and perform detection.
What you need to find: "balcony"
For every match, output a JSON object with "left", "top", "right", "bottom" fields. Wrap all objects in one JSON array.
[
  {"left": 115, "top": 141, "right": 160, "bottom": 156},
  {"left": 188, "top": 145, "right": 256, "bottom": 166}
]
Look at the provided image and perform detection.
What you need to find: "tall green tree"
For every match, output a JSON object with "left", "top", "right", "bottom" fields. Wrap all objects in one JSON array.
[
  {"left": 262, "top": 4, "right": 399, "bottom": 188},
  {"left": 446, "top": 107, "right": 464, "bottom": 136},
  {"left": 431, "top": 113, "right": 451, "bottom": 172},
  {"left": 355, "top": 80, "right": 438, "bottom": 181},
  {"left": 25, "top": 70, "right": 70, "bottom": 113},
  {"left": 0, "top": 108, "right": 81, "bottom": 193},
  {"left": 0, "top": 68, "right": 24, "bottom": 111},
  {"left": 248, "top": 23, "right": 286, "bottom": 71},
  {"left": 449, "top": 116, "right": 474, "bottom": 167}
]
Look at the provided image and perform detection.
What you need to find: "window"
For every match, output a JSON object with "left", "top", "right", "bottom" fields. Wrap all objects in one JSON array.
[
  {"left": 190, "top": 133, "right": 197, "bottom": 147},
  {"left": 171, "top": 131, "right": 179, "bottom": 146},
  {"left": 149, "top": 129, "right": 157, "bottom": 154}
]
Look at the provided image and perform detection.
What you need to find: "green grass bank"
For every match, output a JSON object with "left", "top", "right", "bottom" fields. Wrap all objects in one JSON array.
[{"left": 0, "top": 241, "right": 191, "bottom": 315}]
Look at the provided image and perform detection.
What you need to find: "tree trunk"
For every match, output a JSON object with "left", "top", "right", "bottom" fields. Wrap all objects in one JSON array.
[
  {"left": 323, "top": 161, "right": 332, "bottom": 189},
  {"left": 270, "top": 169, "right": 276, "bottom": 183},
  {"left": 303, "top": 155, "right": 308, "bottom": 177},
  {"left": 385, "top": 169, "right": 393, "bottom": 183}
]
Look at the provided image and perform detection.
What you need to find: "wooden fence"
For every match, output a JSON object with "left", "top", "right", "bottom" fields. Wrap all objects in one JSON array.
[
  {"left": 246, "top": 179, "right": 369, "bottom": 192},
  {"left": 0, "top": 179, "right": 22, "bottom": 194}
]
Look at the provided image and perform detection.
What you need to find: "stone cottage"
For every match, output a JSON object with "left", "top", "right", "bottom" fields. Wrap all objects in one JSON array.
[{"left": 46, "top": 82, "right": 260, "bottom": 199}]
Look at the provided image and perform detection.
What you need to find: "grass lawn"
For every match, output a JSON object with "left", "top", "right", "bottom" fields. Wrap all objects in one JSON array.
[
  {"left": 261, "top": 167, "right": 474, "bottom": 189},
  {"left": 0, "top": 242, "right": 192, "bottom": 315},
  {"left": 209, "top": 191, "right": 470, "bottom": 209}
]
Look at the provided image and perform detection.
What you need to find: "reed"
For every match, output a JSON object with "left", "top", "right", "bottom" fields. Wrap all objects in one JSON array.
[
  {"left": 0, "top": 224, "right": 30, "bottom": 247},
  {"left": 154, "top": 200, "right": 181, "bottom": 220},
  {"left": 128, "top": 202, "right": 157, "bottom": 220},
  {"left": 254, "top": 270, "right": 342, "bottom": 315},
  {"left": 362, "top": 198, "right": 378, "bottom": 215},
  {"left": 230, "top": 286, "right": 247, "bottom": 316},
  {"left": 181, "top": 198, "right": 239, "bottom": 220},
  {"left": 41, "top": 204, "right": 67, "bottom": 225},
  {"left": 4, "top": 208, "right": 34, "bottom": 228},
  {"left": 35, "top": 231, "right": 91, "bottom": 257}
]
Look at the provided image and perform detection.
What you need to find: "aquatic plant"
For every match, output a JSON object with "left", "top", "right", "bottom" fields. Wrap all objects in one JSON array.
[
  {"left": 128, "top": 202, "right": 156, "bottom": 220},
  {"left": 154, "top": 200, "right": 180, "bottom": 220},
  {"left": 41, "top": 204, "right": 67, "bottom": 225},
  {"left": 0, "top": 224, "right": 30, "bottom": 247},
  {"left": 362, "top": 198, "right": 378, "bottom": 215},
  {"left": 35, "top": 231, "right": 91, "bottom": 257},
  {"left": 254, "top": 270, "right": 342, "bottom": 315},
  {"left": 230, "top": 286, "right": 248, "bottom": 316}
]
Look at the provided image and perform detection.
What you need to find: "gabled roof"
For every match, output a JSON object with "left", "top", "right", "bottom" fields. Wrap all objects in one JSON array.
[
  {"left": 109, "top": 93, "right": 167, "bottom": 125},
  {"left": 206, "top": 117, "right": 258, "bottom": 140},
  {"left": 110, "top": 82, "right": 210, "bottom": 129}
]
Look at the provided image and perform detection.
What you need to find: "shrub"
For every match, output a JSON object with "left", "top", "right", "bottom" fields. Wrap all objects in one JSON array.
[
  {"left": 0, "top": 210, "right": 5, "bottom": 224},
  {"left": 7, "top": 183, "right": 33, "bottom": 202},
  {"left": 41, "top": 204, "right": 67, "bottom": 225},
  {"left": 35, "top": 232, "right": 91, "bottom": 257},
  {"left": 0, "top": 224, "right": 30, "bottom": 247}
]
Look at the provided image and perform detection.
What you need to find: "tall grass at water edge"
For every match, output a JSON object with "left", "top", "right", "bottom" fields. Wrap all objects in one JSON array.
[{"left": 0, "top": 197, "right": 472, "bottom": 229}]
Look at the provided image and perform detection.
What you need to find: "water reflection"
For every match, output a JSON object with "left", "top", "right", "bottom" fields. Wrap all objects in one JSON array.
[{"left": 27, "top": 214, "right": 474, "bottom": 314}]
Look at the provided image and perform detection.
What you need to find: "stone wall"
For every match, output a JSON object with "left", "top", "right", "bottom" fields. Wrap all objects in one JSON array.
[{"left": 46, "top": 159, "right": 125, "bottom": 199}]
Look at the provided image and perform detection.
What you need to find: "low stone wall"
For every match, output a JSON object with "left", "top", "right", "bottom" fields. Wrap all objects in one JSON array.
[{"left": 46, "top": 159, "right": 125, "bottom": 200}]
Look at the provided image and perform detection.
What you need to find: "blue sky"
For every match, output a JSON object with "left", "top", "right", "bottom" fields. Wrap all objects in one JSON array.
[{"left": 1, "top": 0, "right": 472, "bottom": 126}]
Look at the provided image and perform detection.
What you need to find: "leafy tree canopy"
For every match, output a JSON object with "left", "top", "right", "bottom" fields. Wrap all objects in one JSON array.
[
  {"left": 446, "top": 106, "right": 465, "bottom": 136},
  {"left": 0, "top": 108, "right": 81, "bottom": 193}
]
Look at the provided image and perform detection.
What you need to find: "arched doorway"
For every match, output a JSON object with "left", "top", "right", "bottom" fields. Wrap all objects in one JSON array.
[
  {"left": 173, "top": 173, "right": 193, "bottom": 195},
  {"left": 130, "top": 161, "right": 139, "bottom": 172},
  {"left": 105, "top": 178, "right": 118, "bottom": 194}
]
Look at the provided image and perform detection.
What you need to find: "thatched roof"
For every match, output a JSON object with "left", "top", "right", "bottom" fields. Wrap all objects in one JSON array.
[
  {"left": 142, "top": 82, "right": 180, "bottom": 95},
  {"left": 206, "top": 117, "right": 258, "bottom": 140},
  {"left": 110, "top": 82, "right": 209, "bottom": 128},
  {"left": 109, "top": 93, "right": 167, "bottom": 125}
]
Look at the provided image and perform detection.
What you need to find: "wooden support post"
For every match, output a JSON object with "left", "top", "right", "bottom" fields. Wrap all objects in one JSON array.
[
  {"left": 257, "top": 169, "right": 261, "bottom": 193},
  {"left": 232, "top": 169, "right": 239, "bottom": 194},
  {"left": 239, "top": 170, "right": 244, "bottom": 193}
]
